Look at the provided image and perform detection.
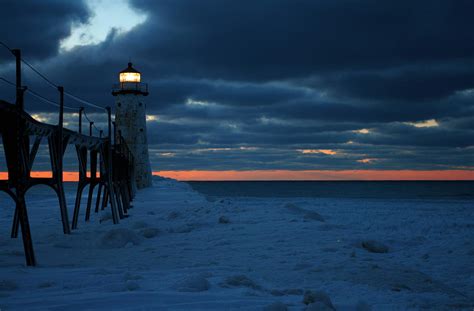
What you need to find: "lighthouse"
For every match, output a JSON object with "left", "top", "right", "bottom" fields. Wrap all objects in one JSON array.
[{"left": 112, "top": 62, "right": 152, "bottom": 189}]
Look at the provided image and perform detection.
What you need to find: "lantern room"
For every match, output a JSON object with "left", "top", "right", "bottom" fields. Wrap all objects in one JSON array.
[
  {"left": 112, "top": 62, "right": 148, "bottom": 96},
  {"left": 119, "top": 62, "right": 141, "bottom": 83}
]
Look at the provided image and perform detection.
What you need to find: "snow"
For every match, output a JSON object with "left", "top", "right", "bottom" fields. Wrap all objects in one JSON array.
[
  {"left": 263, "top": 301, "right": 288, "bottom": 311},
  {"left": 99, "top": 228, "right": 142, "bottom": 248},
  {"left": 174, "top": 274, "right": 211, "bottom": 292},
  {"left": 0, "top": 177, "right": 473, "bottom": 310}
]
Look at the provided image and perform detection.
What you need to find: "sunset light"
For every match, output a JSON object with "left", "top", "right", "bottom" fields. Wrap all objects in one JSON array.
[
  {"left": 405, "top": 119, "right": 439, "bottom": 128},
  {"left": 154, "top": 170, "right": 474, "bottom": 181},
  {"left": 299, "top": 149, "right": 338, "bottom": 155}
]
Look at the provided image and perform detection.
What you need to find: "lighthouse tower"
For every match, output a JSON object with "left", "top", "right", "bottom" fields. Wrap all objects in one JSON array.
[{"left": 112, "top": 62, "right": 152, "bottom": 189}]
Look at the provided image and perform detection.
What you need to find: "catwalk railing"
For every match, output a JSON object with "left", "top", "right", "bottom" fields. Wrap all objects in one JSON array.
[{"left": 0, "top": 46, "right": 136, "bottom": 266}]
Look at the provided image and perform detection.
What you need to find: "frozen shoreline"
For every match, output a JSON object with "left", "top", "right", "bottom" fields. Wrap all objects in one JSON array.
[{"left": 1, "top": 177, "right": 473, "bottom": 310}]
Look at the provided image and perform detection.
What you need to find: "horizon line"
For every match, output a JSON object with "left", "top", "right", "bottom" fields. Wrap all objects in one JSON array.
[{"left": 0, "top": 170, "right": 473, "bottom": 181}]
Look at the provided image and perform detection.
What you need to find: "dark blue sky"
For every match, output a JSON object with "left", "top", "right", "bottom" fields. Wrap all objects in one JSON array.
[{"left": 0, "top": 0, "right": 473, "bottom": 172}]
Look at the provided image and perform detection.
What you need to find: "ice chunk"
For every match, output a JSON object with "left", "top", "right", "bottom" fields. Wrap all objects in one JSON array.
[
  {"left": 125, "top": 281, "right": 140, "bottom": 291},
  {"left": 175, "top": 275, "right": 210, "bottom": 292},
  {"left": 361, "top": 240, "right": 389, "bottom": 253},
  {"left": 303, "top": 290, "right": 335, "bottom": 310},
  {"left": 220, "top": 275, "right": 261, "bottom": 290},
  {"left": 99, "top": 228, "right": 141, "bottom": 248},
  {"left": 140, "top": 227, "right": 160, "bottom": 238},
  {"left": 219, "top": 216, "right": 231, "bottom": 224}
]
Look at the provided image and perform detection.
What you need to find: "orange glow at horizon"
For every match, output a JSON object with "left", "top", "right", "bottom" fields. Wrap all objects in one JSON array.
[
  {"left": 0, "top": 170, "right": 472, "bottom": 182},
  {"left": 157, "top": 170, "right": 474, "bottom": 181}
]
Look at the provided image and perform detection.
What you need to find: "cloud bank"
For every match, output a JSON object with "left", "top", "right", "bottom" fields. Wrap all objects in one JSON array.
[{"left": 0, "top": 0, "right": 473, "bottom": 172}]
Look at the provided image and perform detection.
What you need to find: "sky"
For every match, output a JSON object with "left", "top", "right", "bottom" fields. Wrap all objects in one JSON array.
[{"left": 0, "top": 0, "right": 473, "bottom": 180}]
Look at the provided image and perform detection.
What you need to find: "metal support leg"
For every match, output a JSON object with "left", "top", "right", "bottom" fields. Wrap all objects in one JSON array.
[
  {"left": 72, "top": 183, "right": 86, "bottom": 230},
  {"left": 16, "top": 190, "right": 36, "bottom": 266},
  {"left": 94, "top": 183, "right": 103, "bottom": 213},
  {"left": 85, "top": 151, "right": 97, "bottom": 221}
]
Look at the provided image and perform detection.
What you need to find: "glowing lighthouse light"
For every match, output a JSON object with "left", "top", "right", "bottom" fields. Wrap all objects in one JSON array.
[{"left": 119, "top": 62, "right": 141, "bottom": 83}]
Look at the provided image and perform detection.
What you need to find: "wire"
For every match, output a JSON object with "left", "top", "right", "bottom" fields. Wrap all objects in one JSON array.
[
  {"left": 26, "top": 88, "right": 77, "bottom": 110},
  {"left": 22, "top": 58, "right": 106, "bottom": 110},
  {"left": 1, "top": 76, "right": 76, "bottom": 110},
  {"left": 4, "top": 47, "right": 106, "bottom": 111},
  {"left": 83, "top": 110, "right": 92, "bottom": 123},
  {"left": 0, "top": 41, "right": 12, "bottom": 52},
  {"left": 26, "top": 90, "right": 61, "bottom": 108},
  {"left": 0, "top": 77, "right": 17, "bottom": 103},
  {"left": 1, "top": 42, "right": 107, "bottom": 133},
  {"left": 22, "top": 57, "right": 107, "bottom": 127},
  {"left": 0, "top": 76, "right": 16, "bottom": 87},
  {"left": 83, "top": 110, "right": 103, "bottom": 134},
  {"left": 21, "top": 58, "right": 58, "bottom": 89},
  {"left": 64, "top": 91, "right": 105, "bottom": 110}
]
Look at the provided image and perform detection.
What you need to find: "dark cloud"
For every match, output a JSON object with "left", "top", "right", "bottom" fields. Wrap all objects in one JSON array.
[
  {"left": 303, "top": 63, "right": 474, "bottom": 102},
  {"left": 127, "top": 0, "right": 474, "bottom": 80},
  {"left": 0, "top": 0, "right": 90, "bottom": 62},
  {"left": 0, "top": 0, "right": 473, "bottom": 171}
]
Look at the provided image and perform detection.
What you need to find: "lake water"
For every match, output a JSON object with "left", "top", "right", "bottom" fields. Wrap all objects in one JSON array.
[
  {"left": 187, "top": 181, "right": 474, "bottom": 200},
  {"left": 2, "top": 180, "right": 471, "bottom": 207}
]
